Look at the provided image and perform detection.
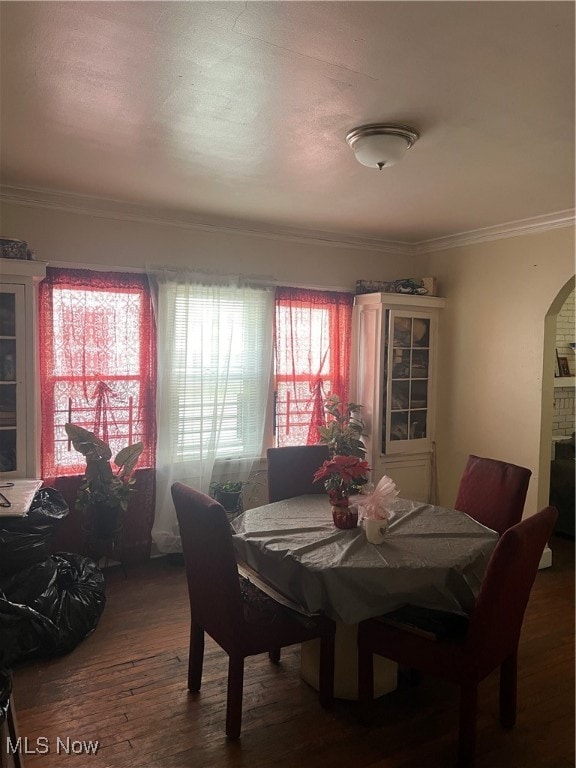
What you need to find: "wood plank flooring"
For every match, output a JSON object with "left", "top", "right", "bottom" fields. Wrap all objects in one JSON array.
[{"left": 9, "top": 535, "right": 574, "bottom": 768}]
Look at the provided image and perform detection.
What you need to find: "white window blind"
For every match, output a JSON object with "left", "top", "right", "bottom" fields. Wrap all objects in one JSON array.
[
  {"left": 158, "top": 281, "right": 273, "bottom": 462},
  {"left": 153, "top": 278, "right": 273, "bottom": 553}
]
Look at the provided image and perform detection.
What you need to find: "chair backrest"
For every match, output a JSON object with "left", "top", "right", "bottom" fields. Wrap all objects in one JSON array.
[
  {"left": 266, "top": 444, "right": 331, "bottom": 503},
  {"left": 467, "top": 506, "right": 558, "bottom": 671},
  {"left": 454, "top": 454, "right": 532, "bottom": 535},
  {"left": 171, "top": 482, "right": 244, "bottom": 647}
]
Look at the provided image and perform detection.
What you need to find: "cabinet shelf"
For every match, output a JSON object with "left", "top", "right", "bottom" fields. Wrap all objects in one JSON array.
[{"left": 554, "top": 376, "right": 575, "bottom": 388}]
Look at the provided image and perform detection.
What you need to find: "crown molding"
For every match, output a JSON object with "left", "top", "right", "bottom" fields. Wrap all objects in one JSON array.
[
  {"left": 0, "top": 185, "right": 573, "bottom": 256},
  {"left": 411, "top": 210, "right": 576, "bottom": 254},
  {"left": 0, "top": 185, "right": 411, "bottom": 256}
]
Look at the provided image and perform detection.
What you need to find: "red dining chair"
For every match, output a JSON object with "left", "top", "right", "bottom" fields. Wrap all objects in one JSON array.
[
  {"left": 357, "top": 505, "right": 558, "bottom": 768},
  {"left": 454, "top": 454, "right": 532, "bottom": 535},
  {"left": 266, "top": 444, "right": 331, "bottom": 503},
  {"left": 171, "top": 482, "right": 335, "bottom": 740}
]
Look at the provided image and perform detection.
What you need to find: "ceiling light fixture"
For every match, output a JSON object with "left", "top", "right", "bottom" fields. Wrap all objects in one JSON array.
[{"left": 346, "top": 124, "right": 419, "bottom": 170}]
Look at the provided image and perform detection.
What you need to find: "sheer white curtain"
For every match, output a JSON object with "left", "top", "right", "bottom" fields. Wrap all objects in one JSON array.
[{"left": 152, "top": 275, "right": 274, "bottom": 553}]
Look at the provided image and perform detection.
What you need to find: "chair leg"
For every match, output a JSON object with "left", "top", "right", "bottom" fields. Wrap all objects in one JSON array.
[
  {"left": 226, "top": 655, "right": 245, "bottom": 740},
  {"left": 188, "top": 622, "right": 205, "bottom": 692},
  {"left": 499, "top": 651, "right": 517, "bottom": 729},
  {"left": 0, "top": 696, "right": 24, "bottom": 768},
  {"left": 457, "top": 682, "right": 478, "bottom": 768},
  {"left": 357, "top": 643, "right": 375, "bottom": 702},
  {"left": 268, "top": 649, "right": 281, "bottom": 664},
  {"left": 318, "top": 633, "right": 335, "bottom": 709},
  {"left": 6, "top": 695, "right": 24, "bottom": 768}
]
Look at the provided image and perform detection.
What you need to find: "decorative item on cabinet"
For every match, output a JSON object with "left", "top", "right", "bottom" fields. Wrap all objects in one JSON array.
[
  {"left": 356, "top": 277, "right": 437, "bottom": 296},
  {"left": 0, "top": 237, "right": 36, "bottom": 261}
]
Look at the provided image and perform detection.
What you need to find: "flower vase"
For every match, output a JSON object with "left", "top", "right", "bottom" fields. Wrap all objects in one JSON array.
[
  {"left": 328, "top": 487, "right": 349, "bottom": 506},
  {"left": 331, "top": 502, "right": 358, "bottom": 530}
]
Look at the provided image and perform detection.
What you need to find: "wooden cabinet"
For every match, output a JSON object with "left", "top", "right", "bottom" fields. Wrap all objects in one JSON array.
[
  {"left": 0, "top": 259, "right": 46, "bottom": 477},
  {"left": 351, "top": 292, "right": 445, "bottom": 502}
]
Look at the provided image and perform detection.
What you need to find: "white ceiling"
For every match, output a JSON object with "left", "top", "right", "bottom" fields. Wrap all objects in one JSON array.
[{"left": 1, "top": 1, "right": 574, "bottom": 245}]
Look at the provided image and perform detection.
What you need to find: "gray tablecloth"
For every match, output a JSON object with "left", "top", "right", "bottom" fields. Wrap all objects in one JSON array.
[{"left": 231, "top": 495, "right": 498, "bottom": 624}]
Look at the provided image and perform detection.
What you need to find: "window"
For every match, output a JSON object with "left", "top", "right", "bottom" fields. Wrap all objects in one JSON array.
[
  {"left": 157, "top": 280, "right": 273, "bottom": 462},
  {"left": 274, "top": 287, "right": 353, "bottom": 446},
  {"left": 39, "top": 271, "right": 352, "bottom": 479},
  {"left": 39, "top": 269, "right": 156, "bottom": 478}
]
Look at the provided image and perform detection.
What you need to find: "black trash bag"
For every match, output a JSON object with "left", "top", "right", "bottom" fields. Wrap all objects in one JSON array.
[
  {"left": 0, "top": 487, "right": 69, "bottom": 576},
  {"left": 0, "top": 595, "right": 60, "bottom": 666},
  {"left": 0, "top": 554, "right": 105, "bottom": 664},
  {"left": 28, "top": 487, "right": 69, "bottom": 520},
  {"left": 50, "top": 553, "right": 106, "bottom": 655},
  {"left": 0, "top": 598, "right": 22, "bottom": 670},
  {"left": 0, "top": 559, "right": 60, "bottom": 620}
]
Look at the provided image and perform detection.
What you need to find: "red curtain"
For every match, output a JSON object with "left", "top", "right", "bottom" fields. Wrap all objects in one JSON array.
[
  {"left": 274, "top": 287, "right": 353, "bottom": 446},
  {"left": 39, "top": 268, "right": 157, "bottom": 562}
]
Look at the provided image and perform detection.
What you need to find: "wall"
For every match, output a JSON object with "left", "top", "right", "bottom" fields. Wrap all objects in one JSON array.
[
  {"left": 0, "top": 199, "right": 415, "bottom": 290},
  {"left": 421, "top": 226, "right": 575, "bottom": 518},
  {"left": 2, "top": 196, "right": 574, "bottom": 520},
  {"left": 1, "top": 196, "right": 423, "bottom": 550}
]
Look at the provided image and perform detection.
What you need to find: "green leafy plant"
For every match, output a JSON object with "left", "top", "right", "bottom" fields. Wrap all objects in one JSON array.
[
  {"left": 209, "top": 480, "right": 247, "bottom": 514},
  {"left": 64, "top": 423, "right": 144, "bottom": 515},
  {"left": 209, "top": 469, "right": 267, "bottom": 515},
  {"left": 318, "top": 394, "right": 366, "bottom": 458},
  {"left": 210, "top": 481, "right": 245, "bottom": 494}
]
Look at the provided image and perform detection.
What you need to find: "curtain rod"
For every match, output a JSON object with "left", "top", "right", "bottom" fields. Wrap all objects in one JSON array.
[
  {"left": 45, "top": 260, "right": 353, "bottom": 293},
  {"left": 146, "top": 265, "right": 353, "bottom": 293}
]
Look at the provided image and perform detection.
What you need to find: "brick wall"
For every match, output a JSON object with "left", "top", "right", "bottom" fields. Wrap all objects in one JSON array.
[
  {"left": 553, "top": 386, "right": 575, "bottom": 437},
  {"left": 553, "top": 289, "right": 575, "bottom": 437}
]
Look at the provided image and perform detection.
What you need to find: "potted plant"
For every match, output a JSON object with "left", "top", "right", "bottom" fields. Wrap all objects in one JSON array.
[
  {"left": 64, "top": 423, "right": 144, "bottom": 539},
  {"left": 313, "top": 454, "right": 371, "bottom": 504},
  {"left": 313, "top": 454, "right": 371, "bottom": 529},
  {"left": 318, "top": 394, "right": 366, "bottom": 458},
  {"left": 209, "top": 480, "right": 246, "bottom": 515}
]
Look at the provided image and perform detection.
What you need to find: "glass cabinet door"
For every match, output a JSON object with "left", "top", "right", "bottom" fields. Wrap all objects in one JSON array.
[
  {"left": 0, "top": 286, "right": 25, "bottom": 473},
  {"left": 383, "top": 310, "right": 433, "bottom": 453}
]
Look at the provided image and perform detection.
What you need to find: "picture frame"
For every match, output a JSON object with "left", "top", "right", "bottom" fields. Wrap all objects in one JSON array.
[{"left": 557, "top": 356, "right": 571, "bottom": 377}]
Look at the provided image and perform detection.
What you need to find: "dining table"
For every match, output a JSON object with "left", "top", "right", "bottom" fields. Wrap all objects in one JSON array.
[{"left": 231, "top": 494, "right": 499, "bottom": 699}]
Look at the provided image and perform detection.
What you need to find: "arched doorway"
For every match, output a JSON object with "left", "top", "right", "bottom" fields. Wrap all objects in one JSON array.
[{"left": 538, "top": 276, "right": 575, "bottom": 547}]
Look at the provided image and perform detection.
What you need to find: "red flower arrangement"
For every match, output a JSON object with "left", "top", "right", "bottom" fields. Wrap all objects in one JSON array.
[{"left": 313, "top": 454, "right": 371, "bottom": 504}]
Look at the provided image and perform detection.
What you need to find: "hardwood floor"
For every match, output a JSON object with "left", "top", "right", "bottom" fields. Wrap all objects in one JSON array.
[{"left": 9, "top": 535, "right": 574, "bottom": 768}]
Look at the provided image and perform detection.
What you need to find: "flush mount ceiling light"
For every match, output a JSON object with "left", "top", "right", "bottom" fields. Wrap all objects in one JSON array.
[{"left": 346, "top": 124, "right": 419, "bottom": 170}]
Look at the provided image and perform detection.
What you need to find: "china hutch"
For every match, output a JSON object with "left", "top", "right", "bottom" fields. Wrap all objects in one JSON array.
[
  {"left": 0, "top": 258, "right": 46, "bottom": 477},
  {"left": 351, "top": 292, "right": 445, "bottom": 502}
]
